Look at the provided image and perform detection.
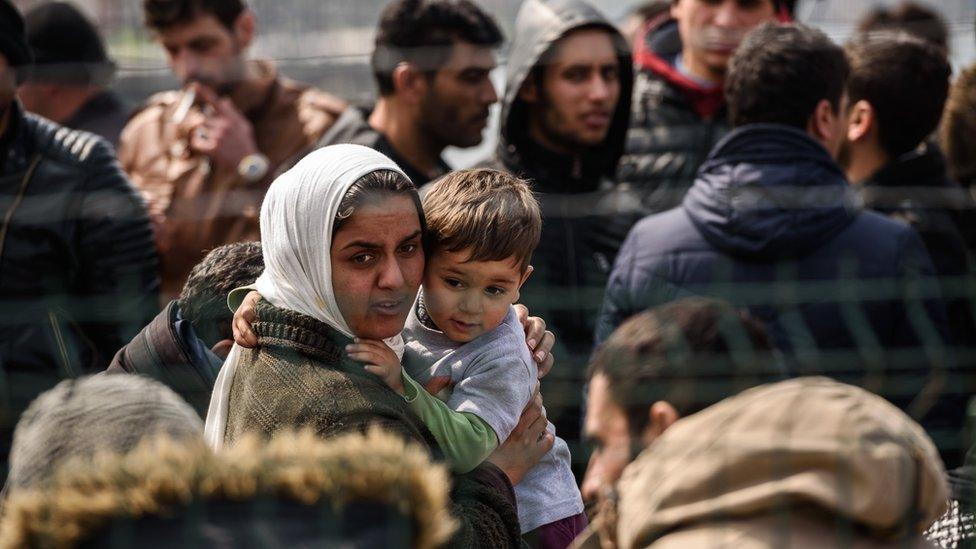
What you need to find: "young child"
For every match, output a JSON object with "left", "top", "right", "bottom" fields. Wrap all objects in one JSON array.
[{"left": 346, "top": 169, "right": 585, "bottom": 547}]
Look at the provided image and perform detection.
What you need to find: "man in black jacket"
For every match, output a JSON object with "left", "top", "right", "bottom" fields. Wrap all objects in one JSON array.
[
  {"left": 107, "top": 242, "right": 263, "bottom": 417},
  {"left": 618, "top": 0, "right": 791, "bottom": 215},
  {"left": 0, "top": 0, "right": 158, "bottom": 474},
  {"left": 841, "top": 33, "right": 976, "bottom": 348},
  {"left": 480, "top": 0, "right": 637, "bottom": 441}
]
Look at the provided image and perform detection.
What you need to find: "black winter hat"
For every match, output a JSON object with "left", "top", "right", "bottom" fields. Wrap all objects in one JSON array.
[
  {"left": 0, "top": 0, "right": 33, "bottom": 69},
  {"left": 24, "top": 1, "right": 115, "bottom": 86}
]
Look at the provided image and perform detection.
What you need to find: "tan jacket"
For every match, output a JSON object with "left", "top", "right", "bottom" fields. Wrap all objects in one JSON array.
[
  {"left": 118, "top": 61, "right": 346, "bottom": 298},
  {"left": 585, "top": 377, "right": 949, "bottom": 549}
]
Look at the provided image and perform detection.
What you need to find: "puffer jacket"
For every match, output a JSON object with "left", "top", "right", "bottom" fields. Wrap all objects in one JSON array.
[
  {"left": 483, "top": 0, "right": 640, "bottom": 386},
  {"left": 612, "top": 377, "right": 948, "bottom": 548},
  {"left": 0, "top": 102, "right": 158, "bottom": 469},
  {"left": 597, "top": 124, "right": 961, "bottom": 459},
  {"left": 616, "top": 18, "right": 729, "bottom": 215}
]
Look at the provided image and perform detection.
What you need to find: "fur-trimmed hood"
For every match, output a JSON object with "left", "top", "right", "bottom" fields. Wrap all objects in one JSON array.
[{"left": 1, "top": 428, "right": 456, "bottom": 548}]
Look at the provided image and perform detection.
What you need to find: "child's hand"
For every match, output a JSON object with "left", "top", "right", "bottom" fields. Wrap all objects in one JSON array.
[{"left": 346, "top": 338, "right": 405, "bottom": 395}]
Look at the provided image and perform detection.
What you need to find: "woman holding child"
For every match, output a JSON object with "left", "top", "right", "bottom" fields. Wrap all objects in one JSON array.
[{"left": 204, "top": 145, "right": 575, "bottom": 547}]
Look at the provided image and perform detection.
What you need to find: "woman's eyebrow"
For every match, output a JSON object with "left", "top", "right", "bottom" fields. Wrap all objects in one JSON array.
[
  {"left": 399, "top": 230, "right": 423, "bottom": 244},
  {"left": 341, "top": 240, "right": 381, "bottom": 251}
]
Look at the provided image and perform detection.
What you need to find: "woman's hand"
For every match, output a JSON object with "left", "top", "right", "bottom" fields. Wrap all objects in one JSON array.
[
  {"left": 487, "top": 381, "right": 553, "bottom": 485},
  {"left": 232, "top": 291, "right": 262, "bottom": 348},
  {"left": 514, "top": 304, "right": 556, "bottom": 378},
  {"left": 346, "top": 338, "right": 405, "bottom": 395}
]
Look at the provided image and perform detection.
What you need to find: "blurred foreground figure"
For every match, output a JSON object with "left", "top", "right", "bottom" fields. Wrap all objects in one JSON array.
[
  {"left": 107, "top": 241, "right": 264, "bottom": 417},
  {"left": 0, "top": 0, "right": 158, "bottom": 477},
  {"left": 941, "top": 66, "right": 976, "bottom": 201},
  {"left": 4, "top": 374, "right": 201, "bottom": 493},
  {"left": 119, "top": 0, "right": 347, "bottom": 300},
  {"left": 0, "top": 429, "right": 454, "bottom": 549},
  {"left": 18, "top": 2, "right": 130, "bottom": 147},
  {"left": 319, "top": 0, "right": 503, "bottom": 186}
]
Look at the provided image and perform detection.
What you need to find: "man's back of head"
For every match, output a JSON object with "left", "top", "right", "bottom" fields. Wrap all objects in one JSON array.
[
  {"left": 177, "top": 241, "right": 263, "bottom": 350},
  {"left": 844, "top": 32, "right": 950, "bottom": 162},
  {"left": 857, "top": 1, "right": 949, "bottom": 52},
  {"left": 726, "top": 22, "right": 849, "bottom": 134}
]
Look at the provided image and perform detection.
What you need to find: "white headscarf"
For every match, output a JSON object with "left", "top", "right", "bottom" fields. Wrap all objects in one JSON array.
[{"left": 204, "top": 144, "right": 412, "bottom": 449}]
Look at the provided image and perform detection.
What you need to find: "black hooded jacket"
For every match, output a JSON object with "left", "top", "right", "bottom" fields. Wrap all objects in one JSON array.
[
  {"left": 482, "top": 0, "right": 639, "bottom": 370},
  {"left": 598, "top": 125, "right": 963, "bottom": 460}
]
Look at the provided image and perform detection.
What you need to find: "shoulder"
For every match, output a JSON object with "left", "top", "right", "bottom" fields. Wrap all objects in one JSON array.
[
  {"left": 293, "top": 84, "right": 348, "bottom": 118},
  {"left": 464, "top": 309, "right": 535, "bottom": 373},
  {"left": 26, "top": 114, "right": 122, "bottom": 181},
  {"left": 123, "top": 90, "right": 182, "bottom": 130}
]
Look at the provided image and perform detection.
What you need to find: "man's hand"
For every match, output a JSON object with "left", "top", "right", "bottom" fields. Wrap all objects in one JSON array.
[
  {"left": 232, "top": 290, "right": 261, "bottom": 348},
  {"left": 487, "top": 381, "right": 553, "bottom": 485},
  {"left": 187, "top": 84, "right": 259, "bottom": 173},
  {"left": 346, "top": 338, "right": 405, "bottom": 395},
  {"left": 514, "top": 304, "right": 556, "bottom": 378}
]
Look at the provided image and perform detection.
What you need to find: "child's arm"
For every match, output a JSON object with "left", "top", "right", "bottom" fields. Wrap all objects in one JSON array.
[{"left": 346, "top": 339, "right": 499, "bottom": 473}]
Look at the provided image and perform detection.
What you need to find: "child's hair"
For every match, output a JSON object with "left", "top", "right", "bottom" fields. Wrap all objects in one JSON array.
[{"left": 422, "top": 168, "right": 541, "bottom": 272}]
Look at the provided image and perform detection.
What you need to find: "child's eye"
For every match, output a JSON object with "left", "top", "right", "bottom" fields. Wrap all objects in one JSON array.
[
  {"left": 485, "top": 286, "right": 505, "bottom": 296},
  {"left": 444, "top": 278, "right": 462, "bottom": 288}
]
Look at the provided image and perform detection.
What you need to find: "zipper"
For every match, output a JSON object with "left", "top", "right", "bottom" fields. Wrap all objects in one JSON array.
[{"left": 0, "top": 155, "right": 42, "bottom": 265}]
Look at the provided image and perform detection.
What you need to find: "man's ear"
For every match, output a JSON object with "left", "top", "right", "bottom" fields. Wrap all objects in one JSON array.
[
  {"left": 392, "top": 62, "right": 428, "bottom": 103},
  {"left": 641, "top": 400, "right": 679, "bottom": 446},
  {"left": 513, "top": 265, "right": 534, "bottom": 303},
  {"left": 234, "top": 9, "right": 257, "bottom": 50},
  {"left": 846, "top": 99, "right": 874, "bottom": 144},
  {"left": 211, "top": 338, "right": 234, "bottom": 360},
  {"left": 518, "top": 78, "right": 539, "bottom": 104},
  {"left": 807, "top": 98, "right": 839, "bottom": 149}
]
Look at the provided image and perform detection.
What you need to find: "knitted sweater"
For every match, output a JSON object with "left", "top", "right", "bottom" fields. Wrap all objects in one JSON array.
[{"left": 224, "top": 300, "right": 523, "bottom": 548}]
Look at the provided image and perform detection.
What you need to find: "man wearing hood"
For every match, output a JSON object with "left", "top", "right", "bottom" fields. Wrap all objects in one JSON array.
[
  {"left": 618, "top": 0, "right": 791, "bottom": 215},
  {"left": 483, "top": 0, "right": 638, "bottom": 409},
  {"left": 577, "top": 301, "right": 947, "bottom": 548},
  {"left": 597, "top": 23, "right": 951, "bottom": 453}
]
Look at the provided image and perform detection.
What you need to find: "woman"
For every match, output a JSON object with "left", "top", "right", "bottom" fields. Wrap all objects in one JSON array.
[{"left": 204, "top": 144, "right": 546, "bottom": 547}]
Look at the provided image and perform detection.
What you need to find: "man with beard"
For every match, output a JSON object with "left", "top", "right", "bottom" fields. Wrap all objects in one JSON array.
[
  {"left": 119, "top": 0, "right": 347, "bottom": 300},
  {"left": 480, "top": 0, "right": 636, "bottom": 440},
  {"left": 618, "top": 0, "right": 792, "bottom": 215},
  {"left": 318, "top": 0, "right": 502, "bottom": 187},
  {"left": 0, "top": 0, "right": 157, "bottom": 474},
  {"left": 598, "top": 23, "right": 954, "bottom": 460}
]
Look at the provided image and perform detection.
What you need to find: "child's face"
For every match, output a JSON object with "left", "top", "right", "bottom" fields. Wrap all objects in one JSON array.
[{"left": 423, "top": 247, "right": 533, "bottom": 343}]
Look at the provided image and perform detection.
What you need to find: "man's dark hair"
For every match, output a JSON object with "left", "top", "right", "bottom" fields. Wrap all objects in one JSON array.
[
  {"left": 143, "top": 0, "right": 244, "bottom": 32},
  {"left": 371, "top": 0, "right": 503, "bottom": 96},
  {"left": 846, "top": 32, "right": 950, "bottom": 158},
  {"left": 726, "top": 23, "right": 849, "bottom": 130},
  {"left": 587, "top": 298, "right": 775, "bottom": 436},
  {"left": 178, "top": 241, "right": 263, "bottom": 347},
  {"left": 857, "top": 1, "right": 948, "bottom": 51}
]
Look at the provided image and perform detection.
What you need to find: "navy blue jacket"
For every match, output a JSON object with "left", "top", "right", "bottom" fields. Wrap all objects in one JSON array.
[{"left": 596, "top": 125, "right": 962, "bottom": 456}]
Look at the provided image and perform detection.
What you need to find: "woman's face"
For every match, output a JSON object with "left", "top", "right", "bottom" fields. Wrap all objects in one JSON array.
[{"left": 331, "top": 194, "right": 425, "bottom": 340}]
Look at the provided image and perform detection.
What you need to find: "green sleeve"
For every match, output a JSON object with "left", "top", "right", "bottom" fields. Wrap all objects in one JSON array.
[
  {"left": 402, "top": 372, "right": 499, "bottom": 473},
  {"left": 227, "top": 284, "right": 258, "bottom": 313}
]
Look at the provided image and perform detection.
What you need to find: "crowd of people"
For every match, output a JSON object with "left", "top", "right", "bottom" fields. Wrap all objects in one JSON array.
[{"left": 0, "top": 0, "right": 974, "bottom": 546}]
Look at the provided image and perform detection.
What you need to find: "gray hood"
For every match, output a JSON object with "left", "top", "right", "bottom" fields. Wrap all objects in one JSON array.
[{"left": 498, "top": 0, "right": 633, "bottom": 181}]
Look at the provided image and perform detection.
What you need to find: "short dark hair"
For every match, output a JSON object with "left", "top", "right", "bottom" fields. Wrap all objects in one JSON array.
[
  {"left": 587, "top": 298, "right": 775, "bottom": 435},
  {"left": 941, "top": 65, "right": 976, "bottom": 188},
  {"left": 371, "top": 0, "right": 503, "bottom": 96},
  {"left": 178, "top": 241, "right": 264, "bottom": 347},
  {"left": 334, "top": 169, "right": 425, "bottom": 237},
  {"left": 846, "top": 32, "right": 950, "bottom": 158},
  {"left": 726, "top": 23, "right": 849, "bottom": 130},
  {"left": 857, "top": 1, "right": 948, "bottom": 51},
  {"left": 143, "top": 0, "right": 244, "bottom": 32}
]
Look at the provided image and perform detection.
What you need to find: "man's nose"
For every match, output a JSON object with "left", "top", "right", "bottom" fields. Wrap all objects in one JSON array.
[
  {"left": 580, "top": 452, "right": 604, "bottom": 504},
  {"left": 714, "top": 1, "right": 741, "bottom": 27}
]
